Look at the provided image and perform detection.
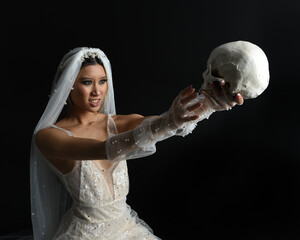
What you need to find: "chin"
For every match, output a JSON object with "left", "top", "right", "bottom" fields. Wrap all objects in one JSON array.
[{"left": 88, "top": 107, "right": 101, "bottom": 113}]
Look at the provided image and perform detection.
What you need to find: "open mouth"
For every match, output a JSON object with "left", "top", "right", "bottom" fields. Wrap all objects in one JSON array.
[
  {"left": 89, "top": 99, "right": 100, "bottom": 103},
  {"left": 89, "top": 99, "right": 101, "bottom": 107}
]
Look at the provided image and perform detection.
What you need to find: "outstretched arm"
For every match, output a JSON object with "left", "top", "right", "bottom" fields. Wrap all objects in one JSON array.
[
  {"left": 106, "top": 82, "right": 244, "bottom": 162},
  {"left": 105, "top": 86, "right": 203, "bottom": 162},
  {"left": 35, "top": 128, "right": 107, "bottom": 161},
  {"left": 35, "top": 86, "right": 200, "bottom": 162},
  {"left": 36, "top": 82, "right": 243, "bottom": 163}
]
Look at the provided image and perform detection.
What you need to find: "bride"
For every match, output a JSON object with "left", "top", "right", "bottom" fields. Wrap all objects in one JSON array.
[{"left": 30, "top": 47, "right": 243, "bottom": 239}]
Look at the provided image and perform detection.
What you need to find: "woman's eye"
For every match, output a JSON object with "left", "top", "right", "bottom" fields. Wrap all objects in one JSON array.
[
  {"left": 99, "top": 79, "right": 107, "bottom": 85},
  {"left": 81, "top": 80, "right": 92, "bottom": 85}
]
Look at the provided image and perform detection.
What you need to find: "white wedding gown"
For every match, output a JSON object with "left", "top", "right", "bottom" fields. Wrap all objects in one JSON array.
[{"left": 46, "top": 115, "right": 160, "bottom": 240}]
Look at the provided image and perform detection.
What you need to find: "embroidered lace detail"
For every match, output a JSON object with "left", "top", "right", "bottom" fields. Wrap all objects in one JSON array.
[
  {"left": 80, "top": 48, "right": 107, "bottom": 62},
  {"left": 54, "top": 160, "right": 159, "bottom": 239},
  {"left": 52, "top": 114, "right": 160, "bottom": 239}
]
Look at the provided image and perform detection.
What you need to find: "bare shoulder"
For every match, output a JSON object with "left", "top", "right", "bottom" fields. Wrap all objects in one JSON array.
[
  {"left": 35, "top": 128, "right": 55, "bottom": 143},
  {"left": 35, "top": 127, "right": 70, "bottom": 150}
]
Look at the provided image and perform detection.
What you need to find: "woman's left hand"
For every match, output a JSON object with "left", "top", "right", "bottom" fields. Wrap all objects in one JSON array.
[{"left": 201, "top": 80, "right": 244, "bottom": 111}]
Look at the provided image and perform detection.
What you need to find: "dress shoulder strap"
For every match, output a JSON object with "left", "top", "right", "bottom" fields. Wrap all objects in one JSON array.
[
  {"left": 51, "top": 125, "right": 74, "bottom": 137},
  {"left": 107, "top": 114, "right": 119, "bottom": 137}
]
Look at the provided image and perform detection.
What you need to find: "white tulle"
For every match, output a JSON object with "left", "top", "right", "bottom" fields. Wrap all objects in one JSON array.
[
  {"left": 30, "top": 47, "right": 216, "bottom": 240},
  {"left": 105, "top": 94, "right": 215, "bottom": 162},
  {"left": 46, "top": 117, "right": 160, "bottom": 239},
  {"left": 30, "top": 47, "right": 116, "bottom": 240}
]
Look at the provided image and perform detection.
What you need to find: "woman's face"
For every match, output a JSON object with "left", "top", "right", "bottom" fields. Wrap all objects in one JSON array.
[{"left": 70, "top": 64, "right": 108, "bottom": 113}]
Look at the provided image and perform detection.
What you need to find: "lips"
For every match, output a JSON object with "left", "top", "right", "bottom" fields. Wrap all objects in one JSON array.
[{"left": 89, "top": 99, "right": 101, "bottom": 107}]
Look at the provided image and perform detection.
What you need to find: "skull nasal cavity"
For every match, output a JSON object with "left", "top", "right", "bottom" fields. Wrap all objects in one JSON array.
[{"left": 211, "top": 69, "right": 223, "bottom": 78}]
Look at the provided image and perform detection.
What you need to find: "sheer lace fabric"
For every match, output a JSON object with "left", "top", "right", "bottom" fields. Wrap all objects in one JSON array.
[
  {"left": 106, "top": 94, "right": 215, "bottom": 162},
  {"left": 31, "top": 48, "right": 116, "bottom": 240},
  {"left": 49, "top": 115, "right": 160, "bottom": 240},
  {"left": 30, "top": 47, "right": 216, "bottom": 239}
]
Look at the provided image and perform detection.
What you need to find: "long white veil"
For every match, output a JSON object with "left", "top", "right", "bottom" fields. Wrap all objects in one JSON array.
[{"left": 30, "top": 47, "right": 116, "bottom": 239}]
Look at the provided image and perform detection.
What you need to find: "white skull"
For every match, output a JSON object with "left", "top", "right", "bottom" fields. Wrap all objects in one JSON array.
[{"left": 201, "top": 41, "right": 270, "bottom": 99}]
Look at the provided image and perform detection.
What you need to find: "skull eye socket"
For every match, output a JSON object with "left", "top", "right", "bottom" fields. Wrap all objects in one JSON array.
[{"left": 211, "top": 69, "right": 223, "bottom": 78}]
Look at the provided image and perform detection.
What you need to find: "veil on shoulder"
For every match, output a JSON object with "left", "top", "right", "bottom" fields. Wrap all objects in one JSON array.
[{"left": 30, "top": 47, "right": 116, "bottom": 239}]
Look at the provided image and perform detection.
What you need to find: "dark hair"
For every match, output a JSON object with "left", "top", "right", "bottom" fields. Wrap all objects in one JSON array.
[
  {"left": 57, "top": 57, "right": 105, "bottom": 121},
  {"left": 81, "top": 56, "right": 104, "bottom": 68}
]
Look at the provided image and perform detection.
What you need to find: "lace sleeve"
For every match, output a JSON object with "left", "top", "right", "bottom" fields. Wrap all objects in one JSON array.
[{"left": 105, "top": 95, "right": 216, "bottom": 161}]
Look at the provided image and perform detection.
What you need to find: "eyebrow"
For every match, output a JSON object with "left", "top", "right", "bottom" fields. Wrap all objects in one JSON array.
[{"left": 79, "top": 76, "right": 107, "bottom": 80}]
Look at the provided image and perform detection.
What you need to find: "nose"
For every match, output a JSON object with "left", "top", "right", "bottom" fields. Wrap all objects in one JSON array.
[{"left": 91, "top": 83, "right": 101, "bottom": 96}]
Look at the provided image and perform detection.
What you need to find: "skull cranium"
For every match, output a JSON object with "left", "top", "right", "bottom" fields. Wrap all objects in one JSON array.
[{"left": 201, "top": 41, "right": 269, "bottom": 99}]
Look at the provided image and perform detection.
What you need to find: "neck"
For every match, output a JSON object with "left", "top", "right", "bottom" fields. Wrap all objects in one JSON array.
[{"left": 67, "top": 106, "right": 103, "bottom": 126}]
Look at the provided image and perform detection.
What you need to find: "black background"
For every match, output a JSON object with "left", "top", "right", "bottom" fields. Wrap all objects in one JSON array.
[{"left": 2, "top": 0, "right": 300, "bottom": 239}]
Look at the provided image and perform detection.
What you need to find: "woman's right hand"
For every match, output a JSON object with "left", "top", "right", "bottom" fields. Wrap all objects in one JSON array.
[
  {"left": 201, "top": 81, "right": 244, "bottom": 111},
  {"left": 168, "top": 86, "right": 202, "bottom": 128}
]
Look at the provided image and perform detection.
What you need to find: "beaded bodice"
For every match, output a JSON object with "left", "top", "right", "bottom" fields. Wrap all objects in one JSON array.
[
  {"left": 49, "top": 114, "right": 130, "bottom": 223},
  {"left": 61, "top": 160, "right": 129, "bottom": 222},
  {"left": 48, "top": 115, "right": 159, "bottom": 239}
]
